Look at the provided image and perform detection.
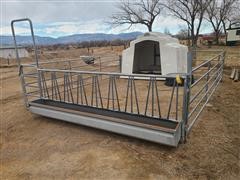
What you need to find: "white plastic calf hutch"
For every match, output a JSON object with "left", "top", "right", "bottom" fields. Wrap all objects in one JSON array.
[{"left": 121, "top": 32, "right": 188, "bottom": 75}]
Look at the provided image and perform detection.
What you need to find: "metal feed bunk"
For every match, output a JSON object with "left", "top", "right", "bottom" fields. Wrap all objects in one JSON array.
[{"left": 11, "top": 19, "right": 225, "bottom": 147}]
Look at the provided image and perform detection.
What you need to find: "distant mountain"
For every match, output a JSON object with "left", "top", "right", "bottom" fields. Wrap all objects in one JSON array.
[{"left": 0, "top": 32, "right": 143, "bottom": 46}]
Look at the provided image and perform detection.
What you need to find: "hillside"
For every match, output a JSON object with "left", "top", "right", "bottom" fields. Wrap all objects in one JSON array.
[{"left": 0, "top": 32, "right": 142, "bottom": 46}]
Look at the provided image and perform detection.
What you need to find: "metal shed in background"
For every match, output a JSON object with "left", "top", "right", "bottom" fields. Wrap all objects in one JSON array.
[{"left": 0, "top": 45, "right": 29, "bottom": 59}]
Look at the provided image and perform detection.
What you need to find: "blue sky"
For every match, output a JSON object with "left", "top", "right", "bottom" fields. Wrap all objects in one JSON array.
[{"left": 1, "top": 0, "right": 212, "bottom": 38}]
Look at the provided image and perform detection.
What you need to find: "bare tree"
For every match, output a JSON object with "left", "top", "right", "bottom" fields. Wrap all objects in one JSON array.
[
  {"left": 221, "top": 0, "right": 240, "bottom": 35},
  {"left": 206, "top": 0, "right": 223, "bottom": 44},
  {"left": 110, "top": 0, "right": 162, "bottom": 32},
  {"left": 176, "top": 28, "right": 189, "bottom": 40},
  {"left": 163, "top": 0, "right": 211, "bottom": 47},
  {"left": 206, "top": 0, "right": 238, "bottom": 44}
]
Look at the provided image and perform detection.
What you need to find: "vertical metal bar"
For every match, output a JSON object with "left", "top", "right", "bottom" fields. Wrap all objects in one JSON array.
[
  {"left": 91, "top": 76, "right": 94, "bottom": 106},
  {"left": 167, "top": 80, "right": 176, "bottom": 119},
  {"left": 69, "top": 73, "right": 74, "bottom": 103},
  {"left": 133, "top": 77, "right": 139, "bottom": 114},
  {"left": 18, "top": 66, "right": 29, "bottom": 106},
  {"left": 125, "top": 77, "right": 130, "bottom": 112},
  {"left": 78, "top": 74, "right": 88, "bottom": 105},
  {"left": 181, "top": 75, "right": 191, "bottom": 143},
  {"left": 68, "top": 61, "right": 74, "bottom": 88},
  {"left": 95, "top": 76, "right": 98, "bottom": 107},
  {"left": 113, "top": 76, "right": 120, "bottom": 111},
  {"left": 66, "top": 74, "right": 70, "bottom": 102},
  {"left": 45, "top": 73, "right": 50, "bottom": 98},
  {"left": 220, "top": 52, "right": 225, "bottom": 82},
  {"left": 145, "top": 78, "right": 152, "bottom": 115},
  {"left": 130, "top": 77, "right": 133, "bottom": 113},
  {"left": 107, "top": 76, "right": 111, "bottom": 109},
  {"left": 27, "top": 19, "right": 42, "bottom": 97},
  {"left": 54, "top": 72, "right": 61, "bottom": 101},
  {"left": 152, "top": 78, "right": 154, "bottom": 117},
  {"left": 187, "top": 51, "right": 193, "bottom": 82},
  {"left": 67, "top": 73, "right": 74, "bottom": 103},
  {"left": 65, "top": 74, "right": 69, "bottom": 101},
  {"left": 69, "top": 74, "right": 73, "bottom": 103},
  {"left": 96, "top": 76, "right": 103, "bottom": 108},
  {"left": 180, "top": 52, "right": 193, "bottom": 143},
  {"left": 64, "top": 73, "right": 66, "bottom": 102},
  {"left": 176, "top": 83, "right": 179, "bottom": 120},
  {"left": 30, "top": 22, "right": 39, "bottom": 66},
  {"left": 52, "top": 73, "right": 57, "bottom": 100},
  {"left": 77, "top": 75, "right": 80, "bottom": 104},
  {"left": 80, "top": 75, "right": 84, "bottom": 104},
  {"left": 52, "top": 72, "right": 57, "bottom": 100},
  {"left": 80, "top": 74, "right": 88, "bottom": 105},
  {"left": 154, "top": 78, "right": 161, "bottom": 118},
  {"left": 41, "top": 72, "right": 49, "bottom": 99},
  {"left": 112, "top": 76, "right": 115, "bottom": 110},
  {"left": 218, "top": 54, "right": 222, "bottom": 79},
  {"left": 40, "top": 71, "right": 46, "bottom": 98},
  {"left": 51, "top": 72, "right": 54, "bottom": 100},
  {"left": 83, "top": 76, "right": 88, "bottom": 106},
  {"left": 205, "top": 62, "right": 211, "bottom": 101},
  {"left": 54, "top": 74, "right": 58, "bottom": 100}
]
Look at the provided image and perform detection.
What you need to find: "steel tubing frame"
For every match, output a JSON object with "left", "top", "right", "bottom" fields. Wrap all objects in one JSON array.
[{"left": 11, "top": 18, "right": 226, "bottom": 145}]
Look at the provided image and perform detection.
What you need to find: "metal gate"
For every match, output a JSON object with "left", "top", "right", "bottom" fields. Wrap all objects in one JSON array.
[{"left": 11, "top": 18, "right": 225, "bottom": 146}]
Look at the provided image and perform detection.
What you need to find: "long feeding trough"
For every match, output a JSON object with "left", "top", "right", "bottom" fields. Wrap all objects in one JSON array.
[{"left": 11, "top": 19, "right": 225, "bottom": 147}]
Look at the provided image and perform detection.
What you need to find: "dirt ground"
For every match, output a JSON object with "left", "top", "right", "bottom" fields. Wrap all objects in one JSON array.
[{"left": 0, "top": 46, "right": 240, "bottom": 179}]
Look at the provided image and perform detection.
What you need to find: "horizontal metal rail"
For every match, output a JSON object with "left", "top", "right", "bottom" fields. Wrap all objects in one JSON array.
[
  {"left": 188, "top": 64, "right": 223, "bottom": 118},
  {"left": 35, "top": 57, "right": 99, "bottom": 65},
  {"left": 187, "top": 72, "right": 222, "bottom": 132},
  {"left": 189, "top": 64, "right": 223, "bottom": 104},
  {"left": 25, "top": 84, "right": 39, "bottom": 88},
  {"left": 191, "top": 49, "right": 224, "bottom": 52},
  {"left": 186, "top": 50, "right": 225, "bottom": 134},
  {"left": 21, "top": 64, "right": 37, "bottom": 67},
  {"left": 38, "top": 68, "right": 185, "bottom": 79},
  {"left": 25, "top": 56, "right": 118, "bottom": 66},
  {"left": 190, "top": 63, "right": 218, "bottom": 88},
  {"left": 192, "top": 53, "right": 222, "bottom": 72}
]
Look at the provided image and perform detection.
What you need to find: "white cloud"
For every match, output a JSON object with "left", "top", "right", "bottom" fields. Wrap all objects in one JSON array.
[
  {"left": 1, "top": 1, "right": 212, "bottom": 37},
  {"left": 1, "top": 1, "right": 117, "bottom": 25},
  {"left": 0, "top": 26, "right": 32, "bottom": 36},
  {"left": 44, "top": 20, "right": 108, "bottom": 37},
  {"left": 45, "top": 25, "right": 80, "bottom": 34}
]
